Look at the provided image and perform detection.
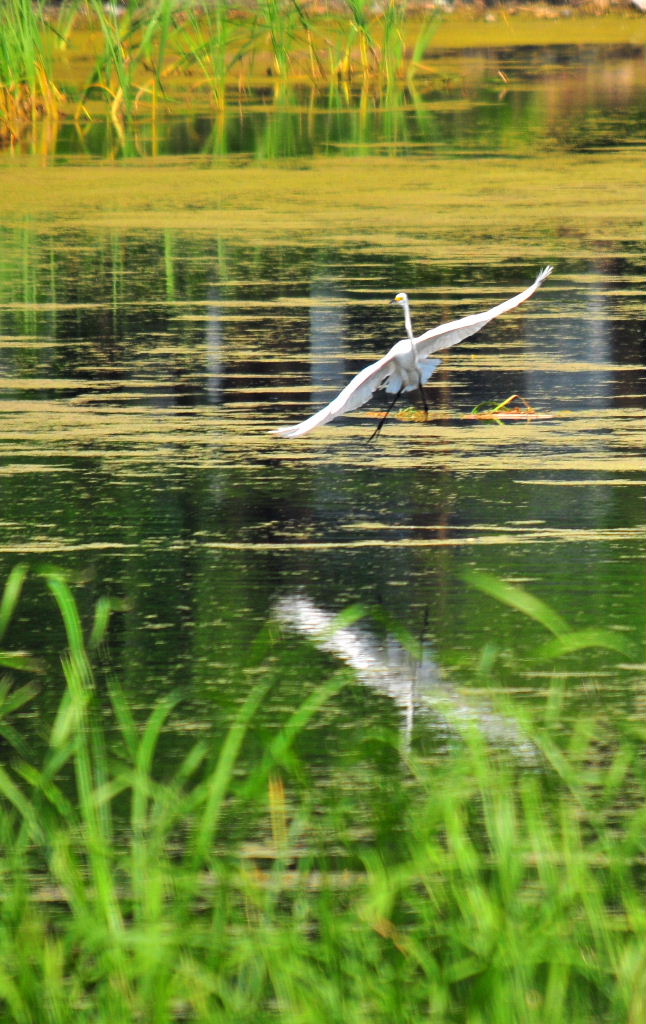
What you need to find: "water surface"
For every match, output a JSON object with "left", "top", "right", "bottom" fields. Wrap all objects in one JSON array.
[{"left": 0, "top": 44, "right": 643, "bottom": 773}]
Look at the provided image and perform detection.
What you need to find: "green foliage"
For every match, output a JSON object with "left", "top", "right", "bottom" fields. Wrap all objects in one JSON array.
[
  {"left": 0, "top": 0, "right": 49, "bottom": 94},
  {"left": 0, "top": 566, "right": 642, "bottom": 1022},
  {"left": 0, "top": 564, "right": 29, "bottom": 645},
  {"left": 0, "top": 0, "right": 62, "bottom": 137},
  {"left": 1, "top": 0, "right": 447, "bottom": 134},
  {"left": 81, "top": 0, "right": 177, "bottom": 121},
  {"left": 177, "top": 0, "right": 259, "bottom": 109},
  {"left": 464, "top": 571, "right": 635, "bottom": 661}
]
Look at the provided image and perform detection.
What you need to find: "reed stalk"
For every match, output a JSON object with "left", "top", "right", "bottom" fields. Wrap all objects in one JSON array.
[
  {"left": 0, "top": 0, "right": 63, "bottom": 143},
  {"left": 340, "top": 0, "right": 378, "bottom": 79},
  {"left": 382, "top": 0, "right": 406, "bottom": 84},
  {"left": 178, "top": 0, "right": 251, "bottom": 109},
  {"left": 82, "top": 0, "right": 177, "bottom": 123}
]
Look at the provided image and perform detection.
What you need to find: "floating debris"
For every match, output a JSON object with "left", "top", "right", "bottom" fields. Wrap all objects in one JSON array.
[{"left": 464, "top": 394, "right": 552, "bottom": 422}]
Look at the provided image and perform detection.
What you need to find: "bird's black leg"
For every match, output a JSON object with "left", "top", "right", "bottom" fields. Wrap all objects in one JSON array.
[
  {"left": 367, "top": 387, "right": 404, "bottom": 443},
  {"left": 418, "top": 383, "right": 429, "bottom": 420}
]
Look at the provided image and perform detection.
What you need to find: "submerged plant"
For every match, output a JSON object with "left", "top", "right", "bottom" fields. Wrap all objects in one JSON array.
[{"left": 466, "top": 393, "right": 551, "bottom": 423}]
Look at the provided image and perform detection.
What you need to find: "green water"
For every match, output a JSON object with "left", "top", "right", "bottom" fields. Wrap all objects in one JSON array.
[{"left": 0, "top": 44, "right": 643, "bottom": 772}]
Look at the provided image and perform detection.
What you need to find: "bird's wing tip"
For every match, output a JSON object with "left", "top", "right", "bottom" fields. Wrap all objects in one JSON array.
[
  {"left": 273, "top": 422, "right": 311, "bottom": 438},
  {"left": 538, "top": 265, "right": 554, "bottom": 281}
]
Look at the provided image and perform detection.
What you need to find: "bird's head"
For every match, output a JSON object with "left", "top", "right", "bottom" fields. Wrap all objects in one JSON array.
[{"left": 390, "top": 291, "right": 409, "bottom": 306}]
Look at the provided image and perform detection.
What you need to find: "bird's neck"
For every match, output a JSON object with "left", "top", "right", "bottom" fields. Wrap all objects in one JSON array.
[{"left": 403, "top": 303, "right": 414, "bottom": 341}]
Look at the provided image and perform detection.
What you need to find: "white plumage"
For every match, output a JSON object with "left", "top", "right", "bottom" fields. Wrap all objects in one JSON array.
[{"left": 274, "top": 265, "right": 553, "bottom": 439}]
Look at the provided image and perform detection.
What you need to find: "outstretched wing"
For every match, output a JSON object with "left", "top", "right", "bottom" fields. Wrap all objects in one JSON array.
[
  {"left": 273, "top": 350, "right": 397, "bottom": 438},
  {"left": 413, "top": 265, "right": 553, "bottom": 359}
]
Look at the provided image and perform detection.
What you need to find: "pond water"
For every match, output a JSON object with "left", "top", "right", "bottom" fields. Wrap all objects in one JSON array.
[{"left": 0, "top": 44, "right": 643, "bottom": 773}]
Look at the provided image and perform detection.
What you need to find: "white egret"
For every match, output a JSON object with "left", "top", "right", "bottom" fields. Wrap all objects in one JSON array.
[{"left": 274, "top": 265, "right": 553, "bottom": 439}]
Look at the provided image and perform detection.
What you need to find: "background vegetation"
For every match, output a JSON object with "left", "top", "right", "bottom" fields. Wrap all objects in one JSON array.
[{"left": 0, "top": 0, "right": 643, "bottom": 142}]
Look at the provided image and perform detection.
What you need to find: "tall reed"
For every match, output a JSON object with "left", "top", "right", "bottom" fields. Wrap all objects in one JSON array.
[
  {"left": 0, "top": 0, "right": 62, "bottom": 143},
  {"left": 82, "top": 0, "right": 177, "bottom": 123},
  {"left": 337, "top": 0, "right": 378, "bottom": 79},
  {"left": 178, "top": 0, "right": 253, "bottom": 109},
  {"left": 258, "top": 0, "right": 294, "bottom": 79},
  {"left": 0, "top": 0, "right": 450, "bottom": 134}
]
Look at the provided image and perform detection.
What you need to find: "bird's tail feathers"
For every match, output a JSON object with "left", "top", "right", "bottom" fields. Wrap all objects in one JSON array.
[
  {"left": 384, "top": 357, "right": 441, "bottom": 395},
  {"left": 419, "top": 357, "right": 441, "bottom": 385}
]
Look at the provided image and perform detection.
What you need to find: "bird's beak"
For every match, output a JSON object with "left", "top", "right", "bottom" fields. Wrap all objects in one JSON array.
[{"left": 388, "top": 298, "right": 397, "bottom": 305}]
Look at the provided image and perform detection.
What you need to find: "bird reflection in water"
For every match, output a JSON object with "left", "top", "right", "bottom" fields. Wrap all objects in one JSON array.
[{"left": 273, "top": 592, "right": 536, "bottom": 763}]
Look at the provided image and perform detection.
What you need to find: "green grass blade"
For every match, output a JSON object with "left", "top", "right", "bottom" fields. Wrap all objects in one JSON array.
[
  {"left": 43, "top": 572, "right": 86, "bottom": 661},
  {"left": 190, "top": 679, "right": 274, "bottom": 864},
  {"left": 463, "top": 570, "right": 570, "bottom": 636},
  {"left": 534, "top": 627, "right": 634, "bottom": 661},
  {"left": 88, "top": 595, "right": 120, "bottom": 649},
  {"left": 0, "top": 764, "right": 36, "bottom": 828},
  {"left": 132, "top": 696, "right": 179, "bottom": 828},
  {"left": 240, "top": 669, "right": 352, "bottom": 803},
  {"left": 0, "top": 565, "right": 29, "bottom": 642}
]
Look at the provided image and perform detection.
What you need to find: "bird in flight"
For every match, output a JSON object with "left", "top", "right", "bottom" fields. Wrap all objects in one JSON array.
[{"left": 274, "top": 265, "right": 553, "bottom": 440}]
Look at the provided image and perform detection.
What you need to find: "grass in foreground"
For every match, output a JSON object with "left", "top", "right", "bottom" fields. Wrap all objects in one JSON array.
[{"left": 0, "top": 566, "right": 643, "bottom": 1022}]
